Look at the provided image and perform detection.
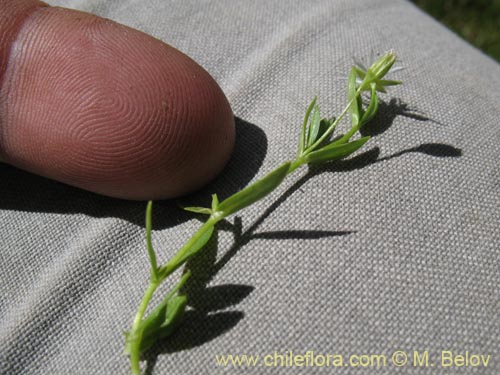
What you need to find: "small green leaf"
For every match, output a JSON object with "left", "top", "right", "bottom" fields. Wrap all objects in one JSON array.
[
  {"left": 316, "top": 118, "right": 333, "bottom": 143},
  {"left": 160, "top": 220, "right": 216, "bottom": 279},
  {"left": 139, "top": 295, "right": 187, "bottom": 353},
  {"left": 348, "top": 67, "right": 363, "bottom": 127},
  {"left": 306, "top": 104, "right": 321, "bottom": 147},
  {"left": 299, "top": 97, "right": 317, "bottom": 154},
  {"left": 142, "top": 272, "right": 190, "bottom": 333},
  {"left": 157, "top": 295, "right": 187, "bottom": 335},
  {"left": 374, "top": 79, "right": 401, "bottom": 93},
  {"left": 354, "top": 66, "right": 366, "bottom": 79},
  {"left": 182, "top": 224, "right": 214, "bottom": 261},
  {"left": 308, "top": 118, "right": 336, "bottom": 149},
  {"left": 374, "top": 82, "right": 387, "bottom": 93},
  {"left": 217, "top": 162, "right": 291, "bottom": 217},
  {"left": 378, "top": 79, "right": 401, "bottom": 87},
  {"left": 124, "top": 271, "right": 191, "bottom": 355},
  {"left": 211, "top": 194, "right": 219, "bottom": 212},
  {"left": 183, "top": 206, "right": 212, "bottom": 215},
  {"left": 360, "top": 83, "right": 379, "bottom": 126},
  {"left": 305, "top": 136, "right": 371, "bottom": 164}
]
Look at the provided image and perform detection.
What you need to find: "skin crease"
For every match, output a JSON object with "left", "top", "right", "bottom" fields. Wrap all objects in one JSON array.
[{"left": 0, "top": 1, "right": 235, "bottom": 200}]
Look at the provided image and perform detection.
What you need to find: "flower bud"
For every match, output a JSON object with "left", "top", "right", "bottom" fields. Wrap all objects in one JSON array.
[
  {"left": 359, "top": 51, "right": 397, "bottom": 90},
  {"left": 369, "top": 51, "right": 397, "bottom": 79}
]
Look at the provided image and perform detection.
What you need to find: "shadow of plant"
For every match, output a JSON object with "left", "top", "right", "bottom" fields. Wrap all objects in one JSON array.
[{"left": 360, "top": 97, "right": 443, "bottom": 138}]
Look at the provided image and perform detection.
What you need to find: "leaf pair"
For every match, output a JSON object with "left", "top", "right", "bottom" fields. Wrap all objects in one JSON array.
[
  {"left": 184, "top": 194, "right": 220, "bottom": 216},
  {"left": 184, "top": 162, "right": 291, "bottom": 219},
  {"left": 299, "top": 98, "right": 334, "bottom": 154},
  {"left": 136, "top": 295, "right": 187, "bottom": 353}
]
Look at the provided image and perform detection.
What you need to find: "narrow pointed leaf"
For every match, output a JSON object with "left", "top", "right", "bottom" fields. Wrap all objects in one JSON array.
[
  {"left": 160, "top": 222, "right": 215, "bottom": 278},
  {"left": 354, "top": 66, "right": 366, "bottom": 79},
  {"left": 211, "top": 194, "right": 219, "bottom": 212},
  {"left": 138, "top": 295, "right": 188, "bottom": 353},
  {"left": 317, "top": 118, "right": 333, "bottom": 143},
  {"left": 183, "top": 206, "right": 212, "bottom": 215},
  {"left": 374, "top": 82, "right": 387, "bottom": 93},
  {"left": 299, "top": 97, "right": 317, "bottom": 154},
  {"left": 140, "top": 272, "right": 191, "bottom": 335},
  {"left": 158, "top": 295, "right": 187, "bottom": 334},
  {"left": 218, "top": 162, "right": 291, "bottom": 217},
  {"left": 305, "top": 136, "right": 371, "bottom": 164},
  {"left": 306, "top": 105, "right": 321, "bottom": 147},
  {"left": 360, "top": 83, "right": 379, "bottom": 126},
  {"left": 309, "top": 118, "right": 337, "bottom": 149},
  {"left": 379, "top": 79, "right": 401, "bottom": 87},
  {"left": 181, "top": 224, "right": 214, "bottom": 261},
  {"left": 124, "top": 271, "right": 191, "bottom": 355},
  {"left": 348, "top": 67, "right": 362, "bottom": 127},
  {"left": 374, "top": 78, "right": 401, "bottom": 93}
]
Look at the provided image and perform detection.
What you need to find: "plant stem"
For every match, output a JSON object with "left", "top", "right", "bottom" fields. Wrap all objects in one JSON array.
[
  {"left": 288, "top": 157, "right": 305, "bottom": 174},
  {"left": 132, "top": 281, "right": 159, "bottom": 329},
  {"left": 129, "top": 280, "right": 159, "bottom": 375},
  {"left": 145, "top": 201, "right": 159, "bottom": 282}
]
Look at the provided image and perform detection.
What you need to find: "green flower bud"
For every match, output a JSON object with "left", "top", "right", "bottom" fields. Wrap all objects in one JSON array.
[
  {"left": 360, "top": 51, "right": 397, "bottom": 90},
  {"left": 369, "top": 50, "right": 397, "bottom": 79}
]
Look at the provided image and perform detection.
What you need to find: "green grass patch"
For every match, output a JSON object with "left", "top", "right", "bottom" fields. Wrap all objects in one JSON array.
[{"left": 412, "top": 0, "right": 500, "bottom": 62}]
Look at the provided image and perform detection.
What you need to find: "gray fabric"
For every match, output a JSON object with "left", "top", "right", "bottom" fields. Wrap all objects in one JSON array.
[{"left": 1, "top": 0, "right": 499, "bottom": 374}]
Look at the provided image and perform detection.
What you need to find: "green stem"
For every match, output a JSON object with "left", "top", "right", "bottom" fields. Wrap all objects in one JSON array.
[
  {"left": 145, "top": 201, "right": 159, "bottom": 282},
  {"left": 129, "top": 333, "right": 142, "bottom": 375},
  {"left": 132, "top": 282, "right": 159, "bottom": 329},
  {"left": 288, "top": 157, "right": 305, "bottom": 174},
  {"left": 129, "top": 281, "right": 159, "bottom": 375}
]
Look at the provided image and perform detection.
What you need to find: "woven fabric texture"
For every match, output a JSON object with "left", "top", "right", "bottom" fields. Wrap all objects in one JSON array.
[{"left": 1, "top": 0, "right": 499, "bottom": 374}]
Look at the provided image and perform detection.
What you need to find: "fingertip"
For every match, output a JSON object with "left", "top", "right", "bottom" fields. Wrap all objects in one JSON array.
[{"left": 0, "top": 5, "right": 235, "bottom": 200}]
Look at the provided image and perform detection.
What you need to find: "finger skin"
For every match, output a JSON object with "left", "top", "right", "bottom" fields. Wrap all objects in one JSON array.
[{"left": 0, "top": 1, "right": 235, "bottom": 200}]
